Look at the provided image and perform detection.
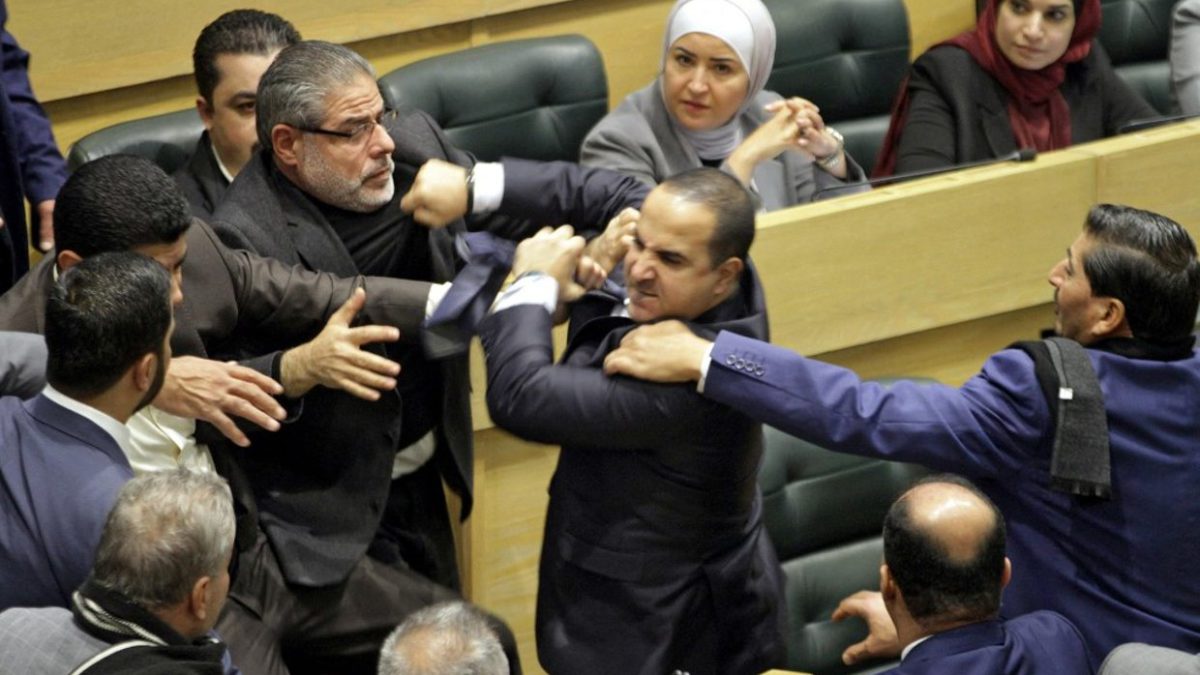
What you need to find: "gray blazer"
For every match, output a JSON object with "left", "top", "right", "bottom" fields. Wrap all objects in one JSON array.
[
  {"left": 580, "top": 82, "right": 863, "bottom": 210},
  {"left": 0, "top": 330, "right": 44, "bottom": 397},
  {"left": 1102, "top": 643, "right": 1200, "bottom": 675},
  {"left": 0, "top": 606, "right": 106, "bottom": 674},
  {"left": 1172, "top": 0, "right": 1200, "bottom": 114}
]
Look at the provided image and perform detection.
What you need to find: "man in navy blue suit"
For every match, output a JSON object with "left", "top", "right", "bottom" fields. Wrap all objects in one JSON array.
[
  {"left": 604, "top": 203, "right": 1200, "bottom": 668},
  {"left": 0, "top": 251, "right": 174, "bottom": 609},
  {"left": 0, "top": 0, "right": 68, "bottom": 288},
  {"left": 864, "top": 475, "right": 1090, "bottom": 674}
]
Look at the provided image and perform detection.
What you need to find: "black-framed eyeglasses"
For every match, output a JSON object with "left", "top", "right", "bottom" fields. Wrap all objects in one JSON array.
[{"left": 295, "top": 107, "right": 399, "bottom": 144}]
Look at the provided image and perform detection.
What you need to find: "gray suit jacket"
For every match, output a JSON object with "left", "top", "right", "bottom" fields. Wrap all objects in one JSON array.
[
  {"left": 0, "top": 606, "right": 107, "bottom": 674},
  {"left": 580, "top": 82, "right": 864, "bottom": 210},
  {"left": 0, "top": 330, "right": 44, "bottom": 397},
  {"left": 1102, "top": 643, "right": 1200, "bottom": 675},
  {"left": 1172, "top": 0, "right": 1200, "bottom": 115}
]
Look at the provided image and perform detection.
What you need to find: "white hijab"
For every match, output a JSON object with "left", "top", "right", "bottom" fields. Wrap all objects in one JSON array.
[{"left": 660, "top": 0, "right": 777, "bottom": 161}]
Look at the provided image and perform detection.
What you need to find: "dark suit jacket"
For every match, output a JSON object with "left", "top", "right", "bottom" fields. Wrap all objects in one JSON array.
[
  {"left": 480, "top": 266, "right": 785, "bottom": 675},
  {"left": 0, "top": 330, "right": 44, "bottom": 397},
  {"left": 887, "top": 613, "right": 1091, "bottom": 675},
  {"left": 0, "top": 218, "right": 434, "bottom": 589},
  {"left": 895, "top": 43, "right": 1155, "bottom": 173},
  {"left": 210, "top": 106, "right": 646, "bottom": 587},
  {"left": 174, "top": 131, "right": 229, "bottom": 222},
  {"left": 0, "top": 394, "right": 133, "bottom": 610}
]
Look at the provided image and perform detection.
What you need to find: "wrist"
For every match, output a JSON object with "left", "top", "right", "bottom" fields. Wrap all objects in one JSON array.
[
  {"left": 814, "top": 127, "right": 845, "bottom": 172},
  {"left": 279, "top": 348, "right": 314, "bottom": 399},
  {"left": 464, "top": 166, "right": 475, "bottom": 215}
]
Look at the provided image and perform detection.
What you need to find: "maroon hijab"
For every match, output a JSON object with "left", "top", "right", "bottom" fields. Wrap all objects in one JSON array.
[{"left": 873, "top": 0, "right": 1102, "bottom": 177}]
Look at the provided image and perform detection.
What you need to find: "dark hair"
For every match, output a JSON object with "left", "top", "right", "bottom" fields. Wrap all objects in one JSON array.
[
  {"left": 1081, "top": 204, "right": 1200, "bottom": 343},
  {"left": 883, "top": 474, "right": 1007, "bottom": 626},
  {"left": 55, "top": 155, "right": 191, "bottom": 257},
  {"left": 193, "top": 9, "right": 301, "bottom": 104},
  {"left": 45, "top": 251, "right": 172, "bottom": 398},
  {"left": 658, "top": 167, "right": 756, "bottom": 266}
]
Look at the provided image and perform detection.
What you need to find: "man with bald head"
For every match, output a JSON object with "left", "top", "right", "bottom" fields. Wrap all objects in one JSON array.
[{"left": 865, "top": 475, "right": 1090, "bottom": 674}]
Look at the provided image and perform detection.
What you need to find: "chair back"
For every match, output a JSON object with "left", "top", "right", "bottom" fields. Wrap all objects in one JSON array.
[
  {"left": 765, "top": 0, "right": 911, "bottom": 170},
  {"left": 378, "top": 35, "right": 609, "bottom": 162},
  {"left": 67, "top": 109, "right": 203, "bottom": 173}
]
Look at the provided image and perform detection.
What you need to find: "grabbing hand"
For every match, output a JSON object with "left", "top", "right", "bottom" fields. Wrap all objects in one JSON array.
[
  {"left": 603, "top": 320, "right": 711, "bottom": 382},
  {"left": 400, "top": 159, "right": 469, "bottom": 228},
  {"left": 512, "top": 225, "right": 595, "bottom": 303},
  {"left": 831, "top": 590, "right": 901, "bottom": 666},
  {"left": 584, "top": 207, "right": 638, "bottom": 274},
  {"left": 280, "top": 288, "right": 402, "bottom": 400},
  {"left": 154, "top": 356, "right": 287, "bottom": 448}
]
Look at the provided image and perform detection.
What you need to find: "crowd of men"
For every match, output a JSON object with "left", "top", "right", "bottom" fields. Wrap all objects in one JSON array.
[{"left": 0, "top": 6, "right": 1196, "bottom": 675}]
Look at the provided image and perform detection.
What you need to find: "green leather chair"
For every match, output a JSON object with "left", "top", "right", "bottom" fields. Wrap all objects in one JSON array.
[
  {"left": 378, "top": 35, "right": 608, "bottom": 163},
  {"left": 764, "top": 0, "right": 910, "bottom": 172},
  {"left": 66, "top": 108, "right": 203, "bottom": 173},
  {"left": 759, "top": 384, "right": 932, "bottom": 673},
  {"left": 1100, "top": 0, "right": 1177, "bottom": 114}
]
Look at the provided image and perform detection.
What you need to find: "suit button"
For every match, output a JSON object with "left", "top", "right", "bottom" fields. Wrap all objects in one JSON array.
[
  {"left": 725, "top": 354, "right": 736, "bottom": 366},
  {"left": 754, "top": 365, "right": 764, "bottom": 376}
]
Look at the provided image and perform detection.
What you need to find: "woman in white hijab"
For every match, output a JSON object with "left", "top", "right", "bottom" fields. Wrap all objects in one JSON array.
[{"left": 580, "top": 0, "right": 864, "bottom": 210}]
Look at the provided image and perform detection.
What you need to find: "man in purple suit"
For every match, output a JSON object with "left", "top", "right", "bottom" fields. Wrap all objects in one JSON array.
[
  {"left": 863, "top": 474, "right": 1090, "bottom": 674},
  {"left": 604, "top": 203, "right": 1200, "bottom": 668}
]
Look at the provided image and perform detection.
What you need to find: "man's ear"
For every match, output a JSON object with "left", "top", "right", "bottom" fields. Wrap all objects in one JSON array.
[
  {"left": 1000, "top": 557, "right": 1013, "bottom": 591},
  {"left": 132, "top": 352, "right": 157, "bottom": 393},
  {"left": 1092, "top": 296, "right": 1128, "bottom": 340},
  {"left": 712, "top": 257, "right": 744, "bottom": 297},
  {"left": 189, "top": 575, "right": 213, "bottom": 622},
  {"left": 271, "top": 124, "right": 302, "bottom": 170},
  {"left": 56, "top": 250, "right": 83, "bottom": 271},
  {"left": 195, "top": 96, "right": 215, "bottom": 130},
  {"left": 881, "top": 563, "right": 897, "bottom": 600}
]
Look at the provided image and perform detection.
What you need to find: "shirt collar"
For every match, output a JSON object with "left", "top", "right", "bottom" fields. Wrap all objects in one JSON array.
[
  {"left": 209, "top": 141, "right": 236, "bottom": 184},
  {"left": 42, "top": 384, "right": 134, "bottom": 457},
  {"left": 900, "top": 635, "right": 932, "bottom": 661}
]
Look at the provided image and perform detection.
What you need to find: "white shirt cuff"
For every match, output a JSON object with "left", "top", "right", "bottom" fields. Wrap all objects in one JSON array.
[
  {"left": 425, "top": 282, "right": 452, "bottom": 319},
  {"left": 471, "top": 162, "right": 505, "bottom": 214},
  {"left": 492, "top": 273, "right": 558, "bottom": 315},
  {"left": 696, "top": 344, "right": 715, "bottom": 394}
]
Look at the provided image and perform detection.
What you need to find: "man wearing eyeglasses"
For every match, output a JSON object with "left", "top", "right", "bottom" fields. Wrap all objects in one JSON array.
[{"left": 210, "top": 40, "right": 645, "bottom": 675}]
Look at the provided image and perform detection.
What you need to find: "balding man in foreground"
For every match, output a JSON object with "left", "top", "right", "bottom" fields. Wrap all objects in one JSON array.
[{"left": 860, "top": 475, "right": 1090, "bottom": 674}]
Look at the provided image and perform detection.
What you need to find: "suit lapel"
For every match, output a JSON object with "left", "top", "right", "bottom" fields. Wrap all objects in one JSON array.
[
  {"left": 978, "top": 75, "right": 1018, "bottom": 158},
  {"left": 26, "top": 395, "right": 130, "bottom": 469}
]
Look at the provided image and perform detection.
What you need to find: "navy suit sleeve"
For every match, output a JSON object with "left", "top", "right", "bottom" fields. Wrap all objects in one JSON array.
[
  {"left": 495, "top": 157, "right": 650, "bottom": 235},
  {"left": 481, "top": 304, "right": 728, "bottom": 448},
  {"left": 0, "top": 4, "right": 66, "bottom": 203},
  {"left": 702, "top": 331, "right": 1051, "bottom": 478}
]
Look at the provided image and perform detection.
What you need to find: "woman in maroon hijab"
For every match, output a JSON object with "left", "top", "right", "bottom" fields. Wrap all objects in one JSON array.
[{"left": 873, "top": 0, "right": 1154, "bottom": 177}]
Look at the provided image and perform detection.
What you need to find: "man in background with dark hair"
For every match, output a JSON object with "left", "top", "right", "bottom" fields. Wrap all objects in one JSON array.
[
  {"left": 177, "top": 9, "right": 300, "bottom": 218},
  {"left": 0, "top": 251, "right": 173, "bottom": 610},
  {"left": 479, "top": 169, "right": 783, "bottom": 675},
  {"left": 606, "top": 203, "right": 1200, "bottom": 667},
  {"left": 860, "top": 475, "right": 1090, "bottom": 674}
]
